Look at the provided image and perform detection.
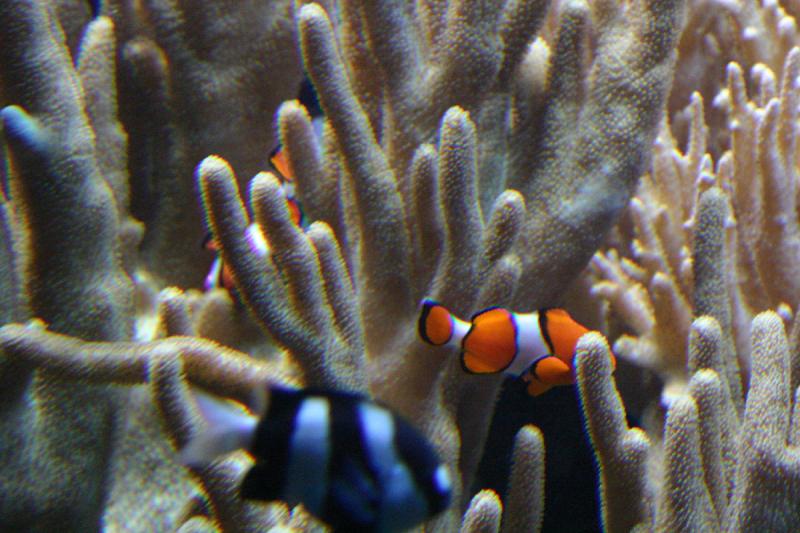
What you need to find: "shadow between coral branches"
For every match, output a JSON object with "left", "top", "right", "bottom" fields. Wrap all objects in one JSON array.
[{"left": 476, "top": 380, "right": 612, "bottom": 533}]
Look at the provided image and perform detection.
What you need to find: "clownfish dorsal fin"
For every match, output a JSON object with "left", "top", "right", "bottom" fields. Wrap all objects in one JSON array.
[
  {"left": 540, "top": 308, "right": 590, "bottom": 362},
  {"left": 418, "top": 299, "right": 455, "bottom": 346},
  {"left": 460, "top": 307, "right": 517, "bottom": 374}
]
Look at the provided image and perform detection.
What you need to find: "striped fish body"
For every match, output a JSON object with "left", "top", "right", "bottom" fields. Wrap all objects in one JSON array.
[
  {"left": 241, "top": 387, "right": 452, "bottom": 533},
  {"left": 418, "top": 299, "right": 605, "bottom": 396}
]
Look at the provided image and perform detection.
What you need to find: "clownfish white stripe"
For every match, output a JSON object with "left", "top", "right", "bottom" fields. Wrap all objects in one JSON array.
[
  {"left": 450, "top": 316, "right": 471, "bottom": 347},
  {"left": 505, "top": 312, "right": 549, "bottom": 377},
  {"left": 283, "top": 397, "right": 330, "bottom": 516}
]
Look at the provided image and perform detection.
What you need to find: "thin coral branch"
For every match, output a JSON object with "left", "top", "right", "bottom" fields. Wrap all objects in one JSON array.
[
  {"left": 501, "top": 424, "right": 545, "bottom": 533},
  {"left": 575, "top": 332, "right": 652, "bottom": 533},
  {"left": 0, "top": 323, "right": 291, "bottom": 401},
  {"left": 655, "top": 396, "right": 718, "bottom": 532},
  {"left": 459, "top": 489, "right": 503, "bottom": 533}
]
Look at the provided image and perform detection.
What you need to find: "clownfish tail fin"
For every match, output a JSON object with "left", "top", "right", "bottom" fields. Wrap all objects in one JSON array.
[{"left": 418, "top": 298, "right": 455, "bottom": 346}]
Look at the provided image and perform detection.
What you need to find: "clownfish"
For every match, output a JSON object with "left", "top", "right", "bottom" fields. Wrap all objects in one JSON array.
[
  {"left": 202, "top": 223, "right": 268, "bottom": 292},
  {"left": 202, "top": 77, "right": 323, "bottom": 292},
  {"left": 418, "top": 299, "right": 612, "bottom": 396},
  {"left": 202, "top": 146, "right": 304, "bottom": 292},
  {"left": 268, "top": 144, "right": 307, "bottom": 228},
  {"left": 182, "top": 385, "right": 452, "bottom": 533}
]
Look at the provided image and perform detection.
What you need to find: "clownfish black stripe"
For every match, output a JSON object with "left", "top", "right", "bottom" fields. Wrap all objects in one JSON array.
[{"left": 538, "top": 308, "right": 556, "bottom": 354}]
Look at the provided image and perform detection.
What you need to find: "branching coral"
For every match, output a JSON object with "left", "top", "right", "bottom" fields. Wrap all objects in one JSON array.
[
  {"left": 580, "top": 6, "right": 800, "bottom": 530},
  {"left": 105, "top": 0, "right": 307, "bottom": 288},
  {"left": 590, "top": 43, "right": 800, "bottom": 401},
  {"left": 576, "top": 312, "right": 800, "bottom": 532},
  {"left": 0, "top": 0, "right": 691, "bottom": 531}
]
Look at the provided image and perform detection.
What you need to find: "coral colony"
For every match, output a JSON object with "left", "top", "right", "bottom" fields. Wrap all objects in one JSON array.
[{"left": 1, "top": 1, "right": 799, "bottom": 532}]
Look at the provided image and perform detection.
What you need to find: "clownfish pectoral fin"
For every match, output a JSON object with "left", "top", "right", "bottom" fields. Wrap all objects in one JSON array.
[
  {"left": 418, "top": 299, "right": 455, "bottom": 346},
  {"left": 525, "top": 378, "right": 553, "bottom": 397},
  {"left": 179, "top": 390, "right": 258, "bottom": 468},
  {"left": 532, "top": 356, "right": 573, "bottom": 387}
]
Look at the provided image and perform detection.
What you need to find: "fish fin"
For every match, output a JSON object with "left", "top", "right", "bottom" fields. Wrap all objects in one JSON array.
[
  {"left": 327, "top": 457, "right": 379, "bottom": 530},
  {"left": 541, "top": 308, "right": 589, "bottom": 360},
  {"left": 525, "top": 378, "right": 553, "bottom": 397},
  {"left": 469, "top": 305, "right": 503, "bottom": 321},
  {"left": 418, "top": 298, "right": 454, "bottom": 346},
  {"left": 179, "top": 390, "right": 258, "bottom": 468},
  {"left": 531, "top": 356, "right": 573, "bottom": 387}
]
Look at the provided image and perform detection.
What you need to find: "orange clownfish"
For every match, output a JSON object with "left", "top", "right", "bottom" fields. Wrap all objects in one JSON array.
[
  {"left": 202, "top": 232, "right": 234, "bottom": 291},
  {"left": 418, "top": 299, "right": 613, "bottom": 396},
  {"left": 202, "top": 146, "right": 306, "bottom": 292},
  {"left": 202, "top": 223, "right": 268, "bottom": 292},
  {"left": 269, "top": 145, "right": 306, "bottom": 228}
]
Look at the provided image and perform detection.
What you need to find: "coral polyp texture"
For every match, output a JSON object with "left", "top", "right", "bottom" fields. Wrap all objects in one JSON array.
[{"left": 5, "top": 0, "right": 799, "bottom": 532}]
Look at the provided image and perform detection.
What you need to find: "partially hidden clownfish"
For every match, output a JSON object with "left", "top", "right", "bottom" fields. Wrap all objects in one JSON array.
[
  {"left": 181, "top": 385, "right": 452, "bottom": 533},
  {"left": 418, "top": 298, "right": 614, "bottom": 396},
  {"left": 202, "top": 223, "right": 269, "bottom": 292},
  {"left": 268, "top": 144, "right": 307, "bottom": 228},
  {"left": 202, "top": 146, "right": 305, "bottom": 292}
]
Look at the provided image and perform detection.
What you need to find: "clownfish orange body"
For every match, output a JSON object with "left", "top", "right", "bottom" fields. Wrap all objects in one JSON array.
[{"left": 418, "top": 299, "right": 613, "bottom": 396}]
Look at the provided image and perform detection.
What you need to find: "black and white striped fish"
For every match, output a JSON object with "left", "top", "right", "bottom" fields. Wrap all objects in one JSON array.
[{"left": 182, "top": 386, "right": 452, "bottom": 533}]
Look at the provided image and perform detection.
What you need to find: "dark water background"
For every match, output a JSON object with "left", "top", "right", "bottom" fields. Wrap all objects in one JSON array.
[{"left": 475, "top": 380, "right": 604, "bottom": 533}]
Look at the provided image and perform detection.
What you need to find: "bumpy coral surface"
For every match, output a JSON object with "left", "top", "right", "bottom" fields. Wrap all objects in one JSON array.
[{"left": 5, "top": 1, "right": 799, "bottom": 532}]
